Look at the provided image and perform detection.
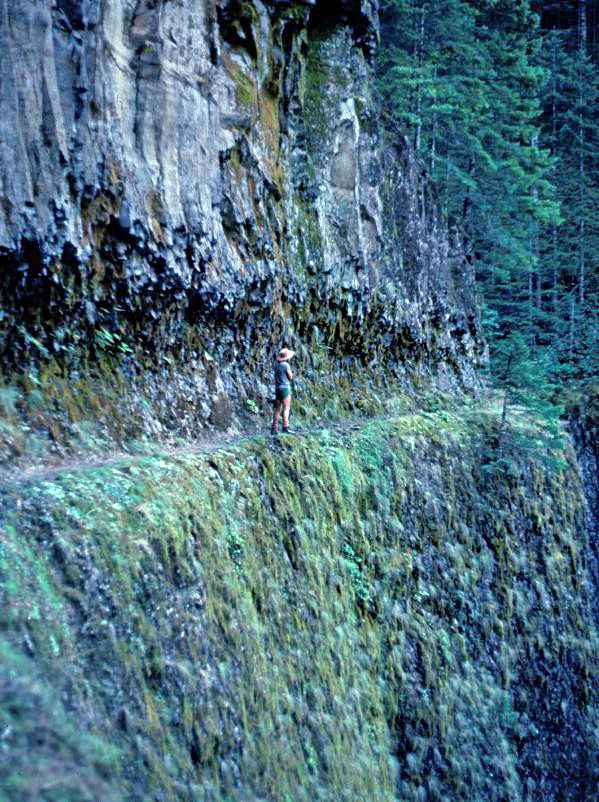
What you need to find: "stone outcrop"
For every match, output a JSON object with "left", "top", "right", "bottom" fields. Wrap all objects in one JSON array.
[
  {"left": 1, "top": 8, "right": 598, "bottom": 802},
  {"left": 2, "top": 409, "right": 597, "bottom": 801},
  {"left": 568, "top": 388, "right": 599, "bottom": 621},
  {"left": 0, "top": 0, "right": 483, "bottom": 442}
]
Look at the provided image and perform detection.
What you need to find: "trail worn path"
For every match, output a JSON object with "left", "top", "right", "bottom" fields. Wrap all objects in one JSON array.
[{"left": 0, "top": 415, "right": 395, "bottom": 489}]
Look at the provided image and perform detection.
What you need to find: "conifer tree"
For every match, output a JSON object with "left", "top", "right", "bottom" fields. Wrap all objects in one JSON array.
[
  {"left": 379, "top": 0, "right": 599, "bottom": 395},
  {"left": 536, "top": 3, "right": 599, "bottom": 385},
  {"left": 378, "top": 0, "right": 558, "bottom": 365}
]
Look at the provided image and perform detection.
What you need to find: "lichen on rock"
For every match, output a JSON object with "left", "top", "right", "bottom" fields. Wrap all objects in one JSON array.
[{"left": 1, "top": 406, "right": 597, "bottom": 800}]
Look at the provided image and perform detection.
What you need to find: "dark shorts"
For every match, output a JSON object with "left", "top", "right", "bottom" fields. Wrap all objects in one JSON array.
[{"left": 275, "top": 387, "right": 291, "bottom": 401}]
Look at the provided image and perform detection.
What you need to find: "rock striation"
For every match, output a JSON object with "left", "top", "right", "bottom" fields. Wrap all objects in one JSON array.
[{"left": 0, "top": 0, "right": 483, "bottom": 441}]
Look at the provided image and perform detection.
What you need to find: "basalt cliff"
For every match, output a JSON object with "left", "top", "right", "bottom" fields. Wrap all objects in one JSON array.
[
  {"left": 0, "top": 0, "right": 481, "bottom": 453},
  {"left": 0, "top": 3, "right": 598, "bottom": 802}
]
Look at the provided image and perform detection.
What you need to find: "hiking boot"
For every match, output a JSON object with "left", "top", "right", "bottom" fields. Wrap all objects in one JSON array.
[
  {"left": 270, "top": 425, "right": 278, "bottom": 435},
  {"left": 281, "top": 425, "right": 294, "bottom": 434}
]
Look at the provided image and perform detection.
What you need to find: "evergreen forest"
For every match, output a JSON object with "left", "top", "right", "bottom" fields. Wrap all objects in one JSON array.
[{"left": 378, "top": 0, "right": 599, "bottom": 401}]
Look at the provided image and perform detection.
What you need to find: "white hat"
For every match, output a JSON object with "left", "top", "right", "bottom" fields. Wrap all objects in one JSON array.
[{"left": 277, "top": 348, "right": 295, "bottom": 361}]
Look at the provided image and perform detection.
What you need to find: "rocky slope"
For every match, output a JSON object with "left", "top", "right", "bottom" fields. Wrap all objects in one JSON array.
[
  {"left": 0, "top": 0, "right": 482, "bottom": 454},
  {"left": 569, "top": 388, "right": 599, "bottom": 621},
  {"left": 1, "top": 405, "right": 597, "bottom": 801}
]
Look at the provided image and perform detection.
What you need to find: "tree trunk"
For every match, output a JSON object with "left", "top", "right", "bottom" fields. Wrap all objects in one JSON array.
[
  {"left": 579, "top": 0, "right": 588, "bottom": 51},
  {"left": 578, "top": 0, "right": 587, "bottom": 307},
  {"left": 528, "top": 264, "right": 536, "bottom": 349},
  {"left": 461, "top": 158, "right": 474, "bottom": 224},
  {"left": 431, "top": 66, "right": 437, "bottom": 177},
  {"left": 415, "top": 4, "right": 426, "bottom": 154},
  {"left": 497, "top": 349, "right": 514, "bottom": 460},
  {"left": 569, "top": 292, "right": 576, "bottom": 361},
  {"left": 552, "top": 224, "right": 558, "bottom": 321},
  {"left": 550, "top": 41, "right": 559, "bottom": 324},
  {"left": 531, "top": 178, "right": 540, "bottom": 319}
]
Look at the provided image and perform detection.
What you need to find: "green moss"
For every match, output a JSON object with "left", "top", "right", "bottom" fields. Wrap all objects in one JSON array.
[
  {"left": 303, "top": 37, "right": 334, "bottom": 159},
  {"left": 235, "top": 70, "right": 255, "bottom": 107},
  {"left": 0, "top": 644, "right": 121, "bottom": 801},
  {"left": 0, "top": 405, "right": 597, "bottom": 800}
]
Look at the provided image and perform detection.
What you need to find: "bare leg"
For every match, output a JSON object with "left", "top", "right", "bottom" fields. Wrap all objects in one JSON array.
[
  {"left": 272, "top": 399, "right": 283, "bottom": 429},
  {"left": 282, "top": 395, "right": 291, "bottom": 427}
]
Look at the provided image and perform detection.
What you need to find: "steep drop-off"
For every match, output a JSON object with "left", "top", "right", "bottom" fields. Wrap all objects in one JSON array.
[
  {"left": 0, "top": 0, "right": 482, "bottom": 461},
  {"left": 1, "top": 406, "right": 597, "bottom": 801}
]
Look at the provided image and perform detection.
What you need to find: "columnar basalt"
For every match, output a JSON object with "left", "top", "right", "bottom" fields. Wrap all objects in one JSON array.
[{"left": 0, "top": 0, "right": 482, "bottom": 449}]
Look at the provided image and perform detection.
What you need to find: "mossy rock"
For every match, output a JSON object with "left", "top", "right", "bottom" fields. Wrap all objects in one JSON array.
[{"left": 0, "top": 404, "right": 597, "bottom": 800}]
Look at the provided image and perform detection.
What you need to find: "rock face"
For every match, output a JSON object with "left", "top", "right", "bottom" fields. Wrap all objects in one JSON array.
[
  {"left": 1, "top": 8, "right": 598, "bottom": 802},
  {"left": 2, "top": 412, "right": 598, "bottom": 801},
  {"left": 569, "top": 390, "right": 599, "bottom": 620},
  {"left": 0, "top": 0, "right": 482, "bottom": 438}
]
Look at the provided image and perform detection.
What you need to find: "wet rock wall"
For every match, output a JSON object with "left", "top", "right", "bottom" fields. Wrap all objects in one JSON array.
[
  {"left": 1, "top": 409, "right": 597, "bottom": 801},
  {"left": 0, "top": 0, "right": 483, "bottom": 438}
]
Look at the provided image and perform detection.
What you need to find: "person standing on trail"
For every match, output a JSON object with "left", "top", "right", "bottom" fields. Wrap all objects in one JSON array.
[{"left": 271, "top": 347, "right": 295, "bottom": 434}]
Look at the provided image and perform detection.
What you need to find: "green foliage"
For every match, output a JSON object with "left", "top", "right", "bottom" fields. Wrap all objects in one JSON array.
[
  {"left": 94, "top": 326, "right": 132, "bottom": 355},
  {"left": 378, "top": 0, "right": 599, "bottom": 402},
  {"left": 235, "top": 70, "right": 255, "bottom": 107},
  {"left": 0, "top": 405, "right": 596, "bottom": 800},
  {"left": 378, "top": 0, "right": 557, "bottom": 277},
  {"left": 0, "top": 644, "right": 122, "bottom": 802},
  {"left": 303, "top": 34, "right": 337, "bottom": 160},
  {"left": 534, "top": 25, "right": 599, "bottom": 386}
]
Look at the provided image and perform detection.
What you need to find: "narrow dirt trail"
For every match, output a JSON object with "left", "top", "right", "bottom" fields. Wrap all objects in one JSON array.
[{"left": 0, "top": 414, "right": 399, "bottom": 490}]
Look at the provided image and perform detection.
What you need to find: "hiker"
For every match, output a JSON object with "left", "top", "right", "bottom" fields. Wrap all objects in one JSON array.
[{"left": 271, "top": 347, "right": 295, "bottom": 434}]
